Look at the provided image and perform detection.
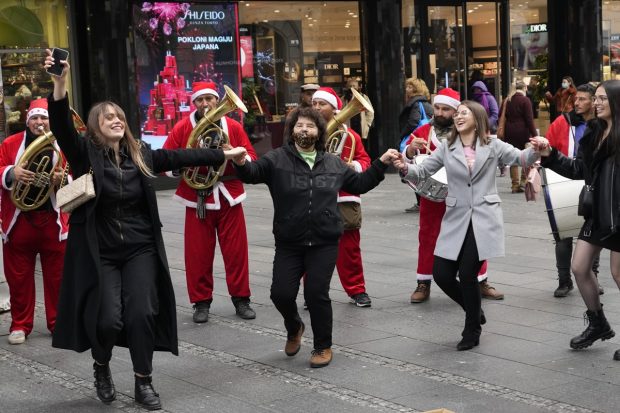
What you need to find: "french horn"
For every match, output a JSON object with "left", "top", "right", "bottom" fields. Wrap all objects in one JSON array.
[
  {"left": 183, "top": 85, "right": 247, "bottom": 190},
  {"left": 10, "top": 109, "right": 85, "bottom": 211},
  {"left": 325, "top": 87, "right": 373, "bottom": 163}
]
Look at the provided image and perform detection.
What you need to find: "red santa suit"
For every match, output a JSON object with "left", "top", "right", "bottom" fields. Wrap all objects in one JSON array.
[
  {"left": 336, "top": 125, "right": 371, "bottom": 296},
  {"left": 0, "top": 129, "right": 69, "bottom": 336},
  {"left": 404, "top": 123, "right": 488, "bottom": 282},
  {"left": 163, "top": 111, "right": 257, "bottom": 303}
]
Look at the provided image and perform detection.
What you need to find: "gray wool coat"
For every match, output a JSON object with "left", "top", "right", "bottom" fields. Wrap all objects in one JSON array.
[{"left": 403, "top": 136, "right": 539, "bottom": 260}]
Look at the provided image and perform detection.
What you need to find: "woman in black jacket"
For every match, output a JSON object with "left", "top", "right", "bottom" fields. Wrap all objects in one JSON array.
[
  {"left": 232, "top": 107, "right": 398, "bottom": 368},
  {"left": 534, "top": 80, "right": 620, "bottom": 360},
  {"left": 398, "top": 77, "right": 433, "bottom": 142},
  {"left": 45, "top": 51, "right": 245, "bottom": 410}
]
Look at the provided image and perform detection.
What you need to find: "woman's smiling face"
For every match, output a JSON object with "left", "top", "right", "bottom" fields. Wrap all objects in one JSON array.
[
  {"left": 98, "top": 105, "right": 125, "bottom": 142},
  {"left": 453, "top": 105, "right": 475, "bottom": 134}
]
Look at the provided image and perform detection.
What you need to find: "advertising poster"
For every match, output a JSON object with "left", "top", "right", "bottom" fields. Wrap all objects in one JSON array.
[
  {"left": 511, "top": 23, "right": 548, "bottom": 72},
  {"left": 133, "top": 2, "right": 240, "bottom": 148}
]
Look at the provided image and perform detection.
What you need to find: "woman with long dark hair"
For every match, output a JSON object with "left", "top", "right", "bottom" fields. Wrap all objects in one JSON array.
[
  {"left": 231, "top": 106, "right": 398, "bottom": 368},
  {"left": 44, "top": 51, "right": 246, "bottom": 410},
  {"left": 534, "top": 80, "right": 620, "bottom": 359},
  {"left": 396, "top": 100, "right": 541, "bottom": 350}
]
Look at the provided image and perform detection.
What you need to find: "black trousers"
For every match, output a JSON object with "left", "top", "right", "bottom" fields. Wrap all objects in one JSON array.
[
  {"left": 271, "top": 243, "right": 338, "bottom": 350},
  {"left": 91, "top": 244, "right": 159, "bottom": 375},
  {"left": 433, "top": 223, "right": 484, "bottom": 338}
]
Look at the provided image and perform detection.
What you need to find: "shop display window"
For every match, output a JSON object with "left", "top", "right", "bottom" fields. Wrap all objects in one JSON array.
[
  {"left": 0, "top": 0, "right": 70, "bottom": 140},
  {"left": 603, "top": 0, "right": 620, "bottom": 81}
]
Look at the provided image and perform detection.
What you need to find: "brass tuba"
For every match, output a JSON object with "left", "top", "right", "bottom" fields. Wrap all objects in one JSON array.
[
  {"left": 10, "top": 110, "right": 85, "bottom": 211},
  {"left": 325, "top": 87, "right": 373, "bottom": 163},
  {"left": 183, "top": 85, "right": 247, "bottom": 190}
]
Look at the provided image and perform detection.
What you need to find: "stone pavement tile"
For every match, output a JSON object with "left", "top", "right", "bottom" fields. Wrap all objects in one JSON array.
[
  {"left": 472, "top": 333, "right": 575, "bottom": 365},
  {"left": 480, "top": 301, "right": 570, "bottom": 327},
  {"left": 164, "top": 391, "right": 275, "bottom": 413},
  {"left": 532, "top": 378, "right": 620, "bottom": 413},
  {"left": 537, "top": 355, "right": 620, "bottom": 385},
  {"left": 265, "top": 392, "right": 385, "bottom": 413},
  {"left": 392, "top": 383, "right": 554, "bottom": 413},
  {"left": 330, "top": 319, "right": 397, "bottom": 346},
  {"left": 481, "top": 319, "right": 572, "bottom": 344},
  {"left": 348, "top": 335, "right": 449, "bottom": 362}
]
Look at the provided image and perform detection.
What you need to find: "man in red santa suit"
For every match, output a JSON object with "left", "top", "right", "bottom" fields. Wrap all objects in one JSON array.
[
  {"left": 402, "top": 88, "right": 503, "bottom": 303},
  {"left": 0, "top": 98, "right": 69, "bottom": 344},
  {"left": 163, "top": 82, "right": 257, "bottom": 323},
  {"left": 312, "top": 87, "right": 373, "bottom": 307}
]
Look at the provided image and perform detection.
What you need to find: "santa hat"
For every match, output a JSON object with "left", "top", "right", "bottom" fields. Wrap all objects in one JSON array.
[
  {"left": 312, "top": 87, "right": 342, "bottom": 111},
  {"left": 26, "top": 98, "right": 48, "bottom": 122},
  {"left": 433, "top": 88, "right": 460, "bottom": 110},
  {"left": 191, "top": 81, "right": 219, "bottom": 102}
]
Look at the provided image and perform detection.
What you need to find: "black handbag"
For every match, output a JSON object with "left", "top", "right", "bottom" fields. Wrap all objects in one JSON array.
[{"left": 578, "top": 184, "right": 594, "bottom": 218}]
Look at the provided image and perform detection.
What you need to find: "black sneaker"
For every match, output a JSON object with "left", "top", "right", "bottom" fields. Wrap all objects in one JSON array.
[
  {"left": 554, "top": 280, "right": 574, "bottom": 298},
  {"left": 192, "top": 301, "right": 210, "bottom": 323},
  {"left": 234, "top": 299, "right": 256, "bottom": 320},
  {"left": 350, "top": 293, "right": 372, "bottom": 307}
]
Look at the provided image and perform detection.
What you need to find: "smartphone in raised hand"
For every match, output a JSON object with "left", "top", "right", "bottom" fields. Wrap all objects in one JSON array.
[{"left": 46, "top": 48, "right": 69, "bottom": 76}]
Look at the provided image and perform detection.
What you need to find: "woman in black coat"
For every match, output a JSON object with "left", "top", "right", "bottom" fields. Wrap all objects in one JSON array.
[
  {"left": 500, "top": 82, "right": 537, "bottom": 192},
  {"left": 534, "top": 80, "right": 620, "bottom": 360},
  {"left": 44, "top": 51, "right": 246, "bottom": 410}
]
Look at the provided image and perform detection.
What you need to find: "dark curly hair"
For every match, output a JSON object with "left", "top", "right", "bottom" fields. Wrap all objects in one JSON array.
[{"left": 284, "top": 107, "right": 327, "bottom": 152}]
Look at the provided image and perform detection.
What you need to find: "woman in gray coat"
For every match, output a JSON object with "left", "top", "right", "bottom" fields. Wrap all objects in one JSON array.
[{"left": 396, "top": 101, "right": 540, "bottom": 350}]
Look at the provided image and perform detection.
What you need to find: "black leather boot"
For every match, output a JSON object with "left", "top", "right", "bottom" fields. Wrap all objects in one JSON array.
[
  {"left": 614, "top": 349, "right": 620, "bottom": 361},
  {"left": 93, "top": 362, "right": 115, "bottom": 404},
  {"left": 554, "top": 277, "right": 574, "bottom": 298},
  {"left": 570, "top": 306, "right": 615, "bottom": 349},
  {"left": 135, "top": 375, "right": 161, "bottom": 410}
]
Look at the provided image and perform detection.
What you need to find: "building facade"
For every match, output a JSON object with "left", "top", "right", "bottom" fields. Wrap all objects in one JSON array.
[{"left": 0, "top": 0, "right": 618, "bottom": 157}]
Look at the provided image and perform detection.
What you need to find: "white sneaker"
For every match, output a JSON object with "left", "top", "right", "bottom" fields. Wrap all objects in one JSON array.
[
  {"left": 0, "top": 299, "right": 10, "bottom": 314},
  {"left": 8, "top": 330, "right": 25, "bottom": 345}
]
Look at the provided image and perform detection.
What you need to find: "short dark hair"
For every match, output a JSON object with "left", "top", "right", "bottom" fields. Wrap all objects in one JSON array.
[
  {"left": 284, "top": 107, "right": 327, "bottom": 151},
  {"left": 576, "top": 83, "right": 596, "bottom": 96}
]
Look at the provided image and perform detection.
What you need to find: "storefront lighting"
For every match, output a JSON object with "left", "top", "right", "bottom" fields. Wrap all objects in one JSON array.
[
  {"left": 309, "top": 23, "right": 313, "bottom": 27},
  {"left": 274, "top": 10, "right": 280, "bottom": 13},
  {"left": 263, "top": 19, "right": 268, "bottom": 22},
  {"left": 353, "top": 15, "right": 357, "bottom": 18}
]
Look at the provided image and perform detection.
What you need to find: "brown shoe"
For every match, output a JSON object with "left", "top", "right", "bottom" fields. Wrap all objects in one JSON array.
[
  {"left": 480, "top": 280, "right": 504, "bottom": 300},
  {"left": 410, "top": 281, "right": 431, "bottom": 303},
  {"left": 284, "top": 322, "right": 305, "bottom": 356},
  {"left": 310, "top": 348, "right": 333, "bottom": 368}
]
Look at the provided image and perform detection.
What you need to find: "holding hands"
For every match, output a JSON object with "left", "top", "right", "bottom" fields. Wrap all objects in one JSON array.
[
  {"left": 529, "top": 136, "right": 551, "bottom": 156},
  {"left": 225, "top": 147, "right": 248, "bottom": 164},
  {"left": 380, "top": 148, "right": 401, "bottom": 165}
]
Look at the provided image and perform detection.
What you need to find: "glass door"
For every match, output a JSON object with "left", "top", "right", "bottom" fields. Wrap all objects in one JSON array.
[{"left": 423, "top": 1, "right": 502, "bottom": 101}]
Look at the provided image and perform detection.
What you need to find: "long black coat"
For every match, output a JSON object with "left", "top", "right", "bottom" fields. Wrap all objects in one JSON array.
[{"left": 48, "top": 95, "right": 225, "bottom": 354}]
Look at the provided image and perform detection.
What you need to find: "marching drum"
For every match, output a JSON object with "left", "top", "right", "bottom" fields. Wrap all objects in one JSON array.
[
  {"left": 541, "top": 167, "right": 584, "bottom": 241},
  {"left": 407, "top": 154, "right": 448, "bottom": 202}
]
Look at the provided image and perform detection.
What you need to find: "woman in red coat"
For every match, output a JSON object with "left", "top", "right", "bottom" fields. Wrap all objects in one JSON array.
[{"left": 500, "top": 81, "right": 537, "bottom": 192}]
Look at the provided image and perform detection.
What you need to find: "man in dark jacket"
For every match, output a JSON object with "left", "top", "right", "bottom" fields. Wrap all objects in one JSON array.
[{"left": 232, "top": 106, "right": 398, "bottom": 369}]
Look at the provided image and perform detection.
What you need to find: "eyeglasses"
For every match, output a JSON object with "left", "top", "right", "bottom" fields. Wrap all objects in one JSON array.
[
  {"left": 452, "top": 109, "right": 471, "bottom": 118},
  {"left": 594, "top": 95, "right": 609, "bottom": 103}
]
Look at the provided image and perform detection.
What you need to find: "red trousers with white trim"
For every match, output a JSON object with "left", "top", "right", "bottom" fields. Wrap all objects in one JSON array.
[
  {"left": 417, "top": 197, "right": 488, "bottom": 281},
  {"left": 336, "top": 228, "right": 366, "bottom": 296},
  {"left": 184, "top": 200, "right": 251, "bottom": 303},
  {"left": 3, "top": 211, "right": 65, "bottom": 335}
]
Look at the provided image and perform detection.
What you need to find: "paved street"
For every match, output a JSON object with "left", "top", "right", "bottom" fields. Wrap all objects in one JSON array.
[{"left": 1, "top": 172, "right": 620, "bottom": 413}]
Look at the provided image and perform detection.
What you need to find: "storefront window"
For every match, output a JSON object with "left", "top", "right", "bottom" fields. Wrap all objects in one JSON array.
[
  {"left": 509, "top": 0, "right": 548, "bottom": 131},
  {"left": 603, "top": 0, "right": 620, "bottom": 81},
  {"left": 238, "top": 0, "right": 361, "bottom": 149},
  {"left": 0, "top": 0, "right": 71, "bottom": 140}
]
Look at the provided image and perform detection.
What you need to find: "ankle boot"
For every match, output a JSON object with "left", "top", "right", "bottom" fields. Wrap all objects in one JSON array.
[
  {"left": 93, "top": 362, "right": 115, "bottom": 404},
  {"left": 135, "top": 375, "right": 161, "bottom": 410},
  {"left": 570, "top": 306, "right": 615, "bottom": 349},
  {"left": 554, "top": 277, "right": 574, "bottom": 297}
]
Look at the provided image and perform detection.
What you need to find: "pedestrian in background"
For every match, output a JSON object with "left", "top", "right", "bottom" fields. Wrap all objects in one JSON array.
[
  {"left": 546, "top": 76, "right": 577, "bottom": 120},
  {"left": 500, "top": 81, "right": 537, "bottom": 193},
  {"left": 399, "top": 77, "right": 433, "bottom": 212},
  {"left": 471, "top": 81, "right": 499, "bottom": 132}
]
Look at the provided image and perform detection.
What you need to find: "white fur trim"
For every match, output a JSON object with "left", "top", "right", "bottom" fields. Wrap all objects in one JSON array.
[
  {"left": 433, "top": 95, "right": 460, "bottom": 110},
  {"left": 351, "top": 160, "right": 362, "bottom": 172},
  {"left": 26, "top": 108, "right": 48, "bottom": 122},
  {"left": 337, "top": 195, "right": 361, "bottom": 203},
  {"left": 312, "top": 90, "right": 338, "bottom": 109},
  {"left": 191, "top": 88, "right": 219, "bottom": 102},
  {"left": 416, "top": 273, "right": 433, "bottom": 281}
]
